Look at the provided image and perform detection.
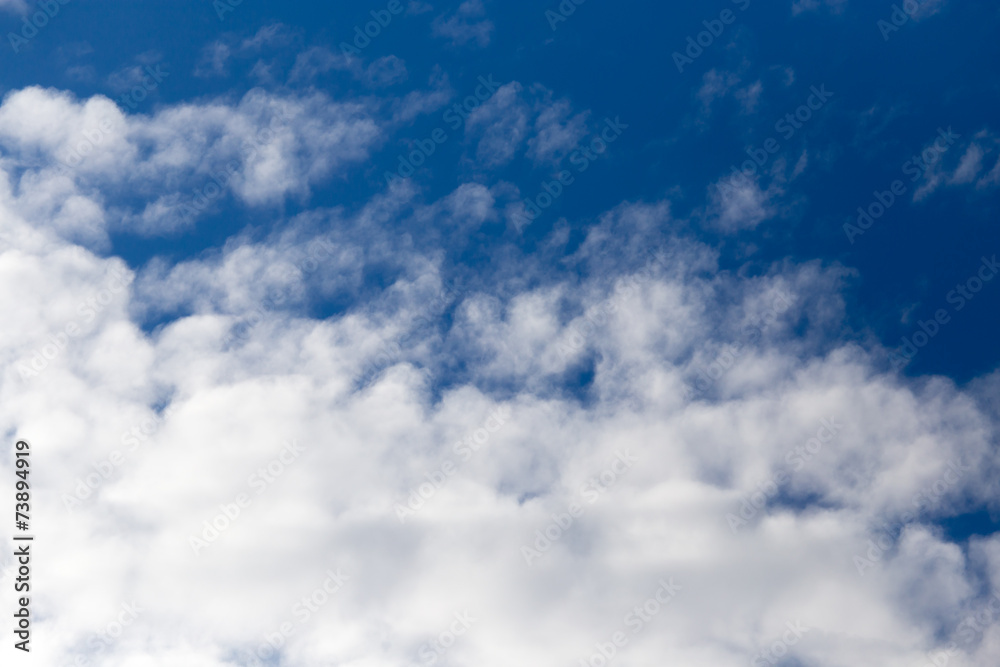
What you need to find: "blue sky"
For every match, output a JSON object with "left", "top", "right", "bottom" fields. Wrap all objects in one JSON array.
[
  {"left": 4, "top": 0, "right": 997, "bottom": 381},
  {"left": 1, "top": 1, "right": 1000, "bottom": 665}
]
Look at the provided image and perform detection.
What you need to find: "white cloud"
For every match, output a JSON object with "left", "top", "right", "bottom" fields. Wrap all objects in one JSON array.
[
  {"left": 240, "top": 22, "right": 297, "bottom": 51},
  {"left": 914, "top": 129, "right": 1000, "bottom": 201},
  {"left": 463, "top": 82, "right": 592, "bottom": 170},
  {"left": 527, "top": 98, "right": 589, "bottom": 165},
  {"left": 432, "top": 0, "right": 494, "bottom": 47},
  {"left": 736, "top": 80, "right": 764, "bottom": 114},
  {"left": 0, "top": 86, "right": 381, "bottom": 240},
  {"left": 413, "top": 182, "right": 497, "bottom": 233},
  {"left": 697, "top": 70, "right": 741, "bottom": 112},
  {"left": 363, "top": 55, "right": 409, "bottom": 88},
  {"left": 196, "top": 24, "right": 301, "bottom": 79},
  {"left": 706, "top": 172, "right": 784, "bottom": 232},
  {"left": 194, "top": 41, "right": 234, "bottom": 78},
  {"left": 390, "top": 68, "right": 453, "bottom": 124},
  {"left": 3, "top": 191, "right": 1000, "bottom": 665},
  {"left": 286, "top": 47, "right": 408, "bottom": 92},
  {"left": 466, "top": 82, "right": 530, "bottom": 168},
  {"left": 912, "top": 0, "right": 948, "bottom": 20},
  {"left": 0, "top": 79, "right": 999, "bottom": 667},
  {"left": 951, "top": 144, "right": 984, "bottom": 185},
  {"left": 287, "top": 46, "right": 353, "bottom": 83}
]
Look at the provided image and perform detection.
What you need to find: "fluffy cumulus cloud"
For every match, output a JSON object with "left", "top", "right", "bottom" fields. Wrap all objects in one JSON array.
[
  {"left": 0, "top": 85, "right": 380, "bottom": 241},
  {"left": 464, "top": 82, "right": 591, "bottom": 169},
  {"left": 1, "top": 71, "right": 999, "bottom": 667},
  {"left": 706, "top": 172, "right": 784, "bottom": 232}
]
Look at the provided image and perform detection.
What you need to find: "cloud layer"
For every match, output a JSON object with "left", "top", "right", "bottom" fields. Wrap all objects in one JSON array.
[
  {"left": 0, "top": 9, "right": 998, "bottom": 664},
  {"left": 1, "top": 93, "right": 999, "bottom": 665}
]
